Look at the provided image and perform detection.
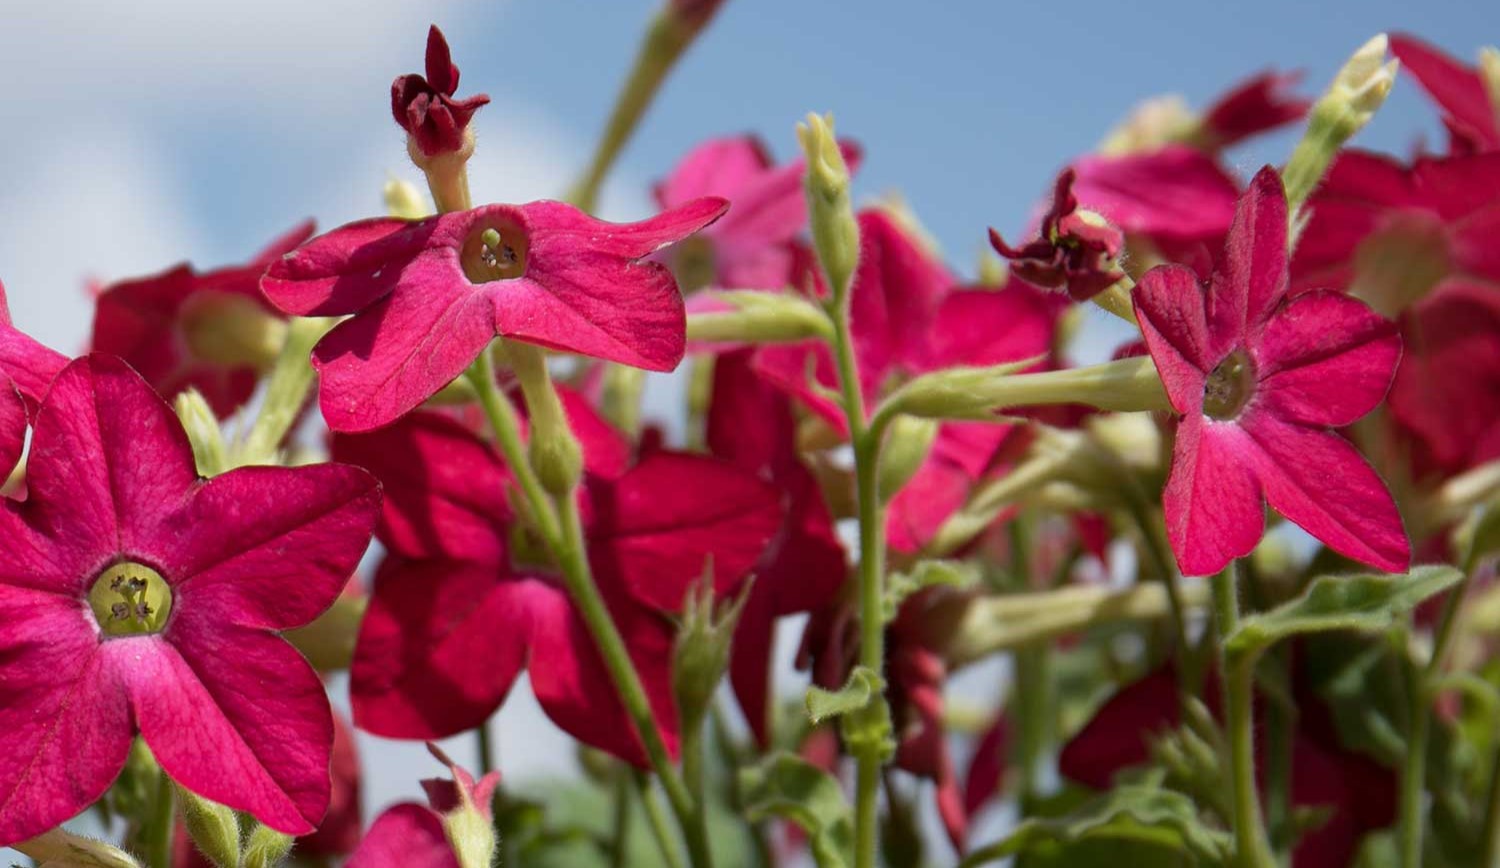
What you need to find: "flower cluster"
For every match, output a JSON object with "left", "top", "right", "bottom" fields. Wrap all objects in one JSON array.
[{"left": 3, "top": 17, "right": 1500, "bottom": 868}]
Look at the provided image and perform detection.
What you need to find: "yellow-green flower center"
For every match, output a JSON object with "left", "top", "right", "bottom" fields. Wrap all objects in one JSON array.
[
  {"left": 88, "top": 562, "right": 173, "bottom": 637},
  {"left": 672, "top": 235, "right": 717, "bottom": 294},
  {"left": 1203, "top": 349, "right": 1255, "bottom": 420},
  {"left": 461, "top": 221, "right": 529, "bottom": 284}
]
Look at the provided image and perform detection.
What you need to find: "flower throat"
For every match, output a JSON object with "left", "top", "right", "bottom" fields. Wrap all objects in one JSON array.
[{"left": 88, "top": 562, "right": 173, "bottom": 637}]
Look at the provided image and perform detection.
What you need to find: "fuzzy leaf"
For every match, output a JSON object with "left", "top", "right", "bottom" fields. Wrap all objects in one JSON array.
[
  {"left": 739, "top": 753, "right": 855, "bottom": 868},
  {"left": 956, "top": 786, "right": 1230, "bottom": 866},
  {"left": 883, "top": 560, "right": 977, "bottom": 623},
  {"left": 1225, "top": 567, "right": 1462, "bottom": 663}
]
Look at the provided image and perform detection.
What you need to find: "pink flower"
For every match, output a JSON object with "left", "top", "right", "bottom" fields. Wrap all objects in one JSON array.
[
  {"left": 262, "top": 197, "right": 727, "bottom": 432},
  {"left": 392, "top": 26, "right": 491, "bottom": 158},
  {"left": 0, "top": 280, "right": 68, "bottom": 477},
  {"left": 1291, "top": 149, "right": 1500, "bottom": 296},
  {"left": 654, "top": 135, "right": 862, "bottom": 289},
  {"left": 706, "top": 349, "right": 847, "bottom": 745},
  {"left": 1070, "top": 145, "right": 1242, "bottom": 250},
  {"left": 0, "top": 355, "right": 381, "bottom": 846},
  {"left": 91, "top": 220, "right": 314, "bottom": 416},
  {"left": 1389, "top": 33, "right": 1500, "bottom": 154},
  {"left": 989, "top": 168, "right": 1125, "bottom": 301},
  {"left": 1134, "top": 167, "right": 1408, "bottom": 576},
  {"left": 336, "top": 390, "right": 781, "bottom": 766},
  {"left": 1198, "top": 70, "right": 1311, "bottom": 150},
  {"left": 1387, "top": 281, "right": 1500, "bottom": 478},
  {"left": 754, "top": 210, "right": 1058, "bottom": 552},
  {"left": 344, "top": 745, "right": 493, "bottom": 868}
]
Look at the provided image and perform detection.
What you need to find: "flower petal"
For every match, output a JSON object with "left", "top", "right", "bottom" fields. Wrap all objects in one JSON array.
[
  {"left": 1058, "top": 668, "right": 1180, "bottom": 789},
  {"left": 1221, "top": 166, "right": 1290, "bottom": 335},
  {"left": 0, "top": 587, "right": 131, "bottom": 848},
  {"left": 920, "top": 284, "right": 1057, "bottom": 372},
  {"left": 260, "top": 218, "right": 439, "bottom": 317},
  {"left": 654, "top": 136, "right": 774, "bottom": 211},
  {"left": 1132, "top": 264, "right": 1213, "bottom": 414},
  {"left": 0, "top": 378, "right": 24, "bottom": 479},
  {"left": 351, "top": 559, "right": 534, "bottom": 739},
  {"left": 1163, "top": 414, "right": 1266, "bottom": 577},
  {"left": 849, "top": 210, "right": 950, "bottom": 382},
  {"left": 129, "top": 624, "right": 332, "bottom": 835},
  {"left": 26, "top": 355, "right": 199, "bottom": 573},
  {"left": 522, "top": 197, "right": 728, "bottom": 261},
  {"left": 1070, "top": 145, "right": 1240, "bottom": 241},
  {"left": 1255, "top": 290, "right": 1400, "bottom": 427},
  {"left": 589, "top": 452, "right": 782, "bottom": 612},
  {"left": 0, "top": 280, "right": 69, "bottom": 404},
  {"left": 346, "top": 804, "right": 458, "bottom": 868},
  {"left": 1389, "top": 34, "right": 1500, "bottom": 150},
  {"left": 526, "top": 580, "right": 680, "bottom": 767},
  {"left": 1240, "top": 411, "right": 1410, "bottom": 572},
  {"left": 312, "top": 272, "right": 496, "bottom": 432},
  {"left": 332, "top": 413, "right": 512, "bottom": 562},
  {"left": 162, "top": 463, "right": 379, "bottom": 630}
]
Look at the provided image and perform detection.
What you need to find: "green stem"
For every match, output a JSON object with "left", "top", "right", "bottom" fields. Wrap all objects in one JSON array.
[
  {"left": 710, "top": 702, "right": 773, "bottom": 868},
  {"left": 680, "top": 708, "right": 710, "bottom": 868},
  {"left": 465, "top": 352, "right": 562, "bottom": 546},
  {"left": 1398, "top": 637, "right": 1429, "bottom": 868},
  {"left": 235, "top": 317, "right": 334, "bottom": 467},
  {"left": 828, "top": 280, "right": 890, "bottom": 868},
  {"left": 476, "top": 723, "right": 495, "bottom": 777},
  {"left": 1123, "top": 490, "right": 1196, "bottom": 687},
  {"left": 567, "top": 10, "right": 694, "bottom": 212},
  {"left": 1263, "top": 652, "right": 1294, "bottom": 863},
  {"left": 143, "top": 767, "right": 174, "bottom": 868},
  {"left": 1212, "top": 565, "right": 1275, "bottom": 868},
  {"left": 1480, "top": 742, "right": 1500, "bottom": 867},
  {"left": 611, "top": 770, "right": 633, "bottom": 868},
  {"left": 636, "top": 771, "right": 687, "bottom": 868},
  {"left": 555, "top": 494, "right": 712, "bottom": 868}
]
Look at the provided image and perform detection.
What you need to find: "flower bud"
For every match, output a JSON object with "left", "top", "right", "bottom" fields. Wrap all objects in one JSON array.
[
  {"left": 876, "top": 415, "right": 939, "bottom": 503},
  {"left": 175, "top": 389, "right": 229, "bottom": 477},
  {"left": 797, "top": 113, "right": 860, "bottom": 300},
  {"left": 673, "top": 567, "right": 749, "bottom": 729},
  {"left": 1482, "top": 46, "right": 1500, "bottom": 125},
  {"left": 886, "top": 356, "right": 1169, "bottom": 421},
  {"left": 1284, "top": 34, "right": 1399, "bottom": 213},
  {"left": 241, "top": 824, "right": 292, "bottom": 868},
  {"left": 13, "top": 828, "right": 143, "bottom": 868},
  {"left": 176, "top": 785, "right": 241, "bottom": 868},
  {"left": 685, "top": 290, "right": 834, "bottom": 345},
  {"left": 179, "top": 291, "right": 287, "bottom": 371},
  {"left": 422, "top": 743, "right": 501, "bottom": 868},
  {"left": 1098, "top": 95, "right": 1197, "bottom": 155},
  {"left": 384, "top": 177, "right": 432, "bottom": 220}
]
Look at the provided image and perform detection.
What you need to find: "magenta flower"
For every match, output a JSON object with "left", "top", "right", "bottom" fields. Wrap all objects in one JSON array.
[
  {"left": 0, "top": 355, "right": 380, "bottom": 846},
  {"left": 91, "top": 220, "right": 314, "bottom": 416},
  {"left": 262, "top": 197, "right": 727, "bottom": 432},
  {"left": 346, "top": 804, "right": 458, "bottom": 868},
  {"left": 335, "top": 391, "right": 781, "bottom": 766},
  {"left": 1069, "top": 145, "right": 1242, "bottom": 257},
  {"left": 1133, "top": 167, "right": 1409, "bottom": 576},
  {"left": 0, "top": 279, "right": 69, "bottom": 407},
  {"left": 1291, "top": 149, "right": 1500, "bottom": 296},
  {"left": 989, "top": 168, "right": 1125, "bottom": 301},
  {"left": 707, "top": 349, "right": 846, "bottom": 745},
  {"left": 392, "top": 26, "right": 491, "bottom": 158},
  {"left": 754, "top": 210, "right": 1058, "bottom": 552},
  {"left": 1389, "top": 33, "right": 1500, "bottom": 154},
  {"left": 655, "top": 135, "right": 862, "bottom": 289},
  {"left": 1198, "top": 70, "right": 1311, "bottom": 150},
  {"left": 1387, "top": 281, "right": 1500, "bottom": 478}
]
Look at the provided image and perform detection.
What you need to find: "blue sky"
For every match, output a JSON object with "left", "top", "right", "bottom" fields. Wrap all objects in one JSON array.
[{"left": 1, "top": 0, "right": 1498, "bottom": 856}]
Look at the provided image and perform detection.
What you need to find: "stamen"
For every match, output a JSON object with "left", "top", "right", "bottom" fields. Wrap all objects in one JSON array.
[
  {"left": 461, "top": 219, "right": 530, "bottom": 284},
  {"left": 1203, "top": 349, "right": 1256, "bottom": 420},
  {"left": 88, "top": 562, "right": 174, "bottom": 638}
]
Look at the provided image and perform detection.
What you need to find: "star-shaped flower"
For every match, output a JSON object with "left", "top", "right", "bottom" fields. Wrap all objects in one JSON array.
[
  {"left": 989, "top": 168, "right": 1125, "bottom": 301},
  {"left": 262, "top": 197, "right": 727, "bottom": 432},
  {"left": 0, "top": 355, "right": 380, "bottom": 846},
  {"left": 1133, "top": 166, "right": 1409, "bottom": 576}
]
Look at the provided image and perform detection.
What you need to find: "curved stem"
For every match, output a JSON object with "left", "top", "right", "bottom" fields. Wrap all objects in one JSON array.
[
  {"left": 1212, "top": 564, "right": 1275, "bottom": 868},
  {"left": 636, "top": 771, "right": 687, "bottom": 868},
  {"left": 143, "top": 767, "right": 174, "bottom": 868},
  {"left": 465, "top": 351, "right": 562, "bottom": 546}
]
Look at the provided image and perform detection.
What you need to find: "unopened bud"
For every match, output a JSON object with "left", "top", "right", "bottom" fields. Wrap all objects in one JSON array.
[
  {"left": 241, "top": 823, "right": 293, "bottom": 868},
  {"left": 1481, "top": 47, "right": 1500, "bottom": 121},
  {"left": 877, "top": 415, "right": 939, "bottom": 503},
  {"left": 175, "top": 389, "right": 229, "bottom": 477},
  {"left": 180, "top": 291, "right": 287, "bottom": 370},
  {"left": 685, "top": 290, "right": 833, "bottom": 345},
  {"left": 797, "top": 113, "right": 860, "bottom": 300},
  {"left": 13, "top": 828, "right": 143, "bottom": 868},
  {"left": 422, "top": 743, "right": 501, "bottom": 868},
  {"left": 384, "top": 177, "right": 432, "bottom": 220},
  {"left": 176, "top": 785, "right": 242, "bottom": 868},
  {"left": 673, "top": 567, "right": 749, "bottom": 729},
  {"left": 1099, "top": 94, "right": 1197, "bottom": 155},
  {"left": 886, "top": 356, "right": 1169, "bottom": 422},
  {"left": 1284, "top": 34, "right": 1399, "bottom": 213}
]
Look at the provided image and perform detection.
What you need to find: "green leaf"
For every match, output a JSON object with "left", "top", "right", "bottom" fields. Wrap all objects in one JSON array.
[
  {"left": 958, "top": 786, "right": 1230, "bottom": 867},
  {"left": 739, "top": 753, "right": 855, "bottom": 868},
  {"left": 883, "top": 560, "right": 977, "bottom": 623},
  {"left": 805, "top": 665, "right": 882, "bottom": 724},
  {"left": 1225, "top": 567, "right": 1462, "bottom": 664}
]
